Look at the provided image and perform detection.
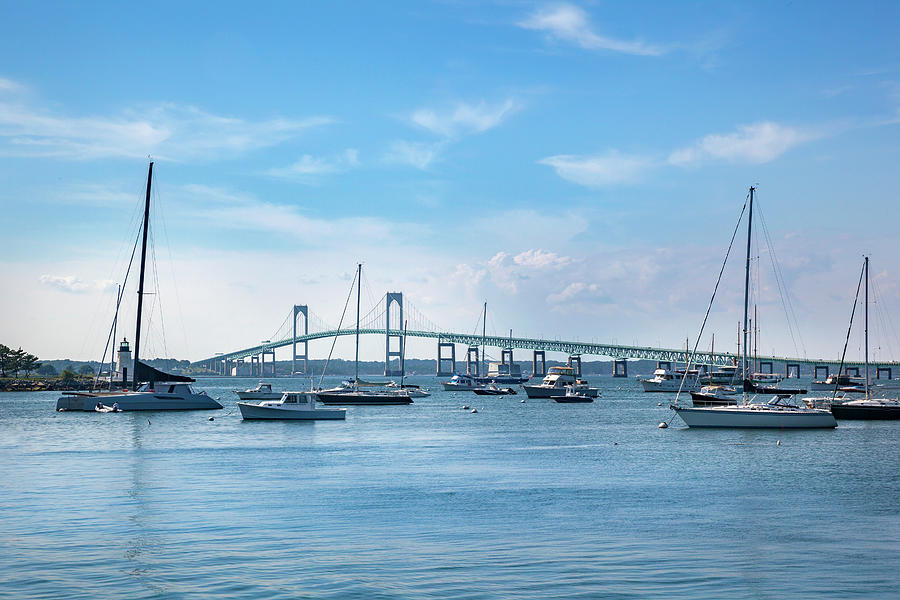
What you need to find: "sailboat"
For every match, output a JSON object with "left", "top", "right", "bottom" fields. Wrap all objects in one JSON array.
[
  {"left": 315, "top": 264, "right": 413, "bottom": 405},
  {"left": 672, "top": 187, "right": 836, "bottom": 428},
  {"left": 829, "top": 257, "right": 900, "bottom": 420},
  {"left": 56, "top": 163, "right": 222, "bottom": 412}
]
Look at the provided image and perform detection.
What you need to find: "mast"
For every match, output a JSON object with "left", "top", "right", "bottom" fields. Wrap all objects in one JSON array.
[
  {"left": 132, "top": 161, "right": 153, "bottom": 390},
  {"left": 355, "top": 263, "right": 361, "bottom": 387},
  {"left": 742, "top": 186, "right": 754, "bottom": 392},
  {"left": 865, "top": 255, "right": 869, "bottom": 400},
  {"left": 110, "top": 283, "right": 120, "bottom": 391},
  {"left": 481, "top": 301, "right": 487, "bottom": 378}
]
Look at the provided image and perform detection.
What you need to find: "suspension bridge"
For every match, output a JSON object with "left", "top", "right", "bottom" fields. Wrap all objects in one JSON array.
[{"left": 192, "top": 292, "right": 900, "bottom": 380}]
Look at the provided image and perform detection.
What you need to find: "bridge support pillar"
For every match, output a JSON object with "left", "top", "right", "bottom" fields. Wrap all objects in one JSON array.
[
  {"left": 466, "top": 346, "right": 480, "bottom": 377},
  {"left": 384, "top": 293, "right": 403, "bottom": 376},
  {"left": 262, "top": 349, "right": 276, "bottom": 377},
  {"left": 567, "top": 354, "right": 582, "bottom": 378},
  {"left": 657, "top": 361, "right": 672, "bottom": 371},
  {"left": 501, "top": 348, "right": 513, "bottom": 376},
  {"left": 814, "top": 365, "right": 829, "bottom": 380},
  {"left": 532, "top": 351, "right": 546, "bottom": 378},
  {"left": 250, "top": 355, "right": 260, "bottom": 377},
  {"left": 786, "top": 363, "right": 801, "bottom": 378},
  {"left": 437, "top": 341, "right": 456, "bottom": 377},
  {"left": 877, "top": 367, "right": 892, "bottom": 380},
  {"left": 613, "top": 359, "right": 628, "bottom": 378},
  {"left": 232, "top": 358, "right": 249, "bottom": 377},
  {"left": 844, "top": 366, "right": 860, "bottom": 377},
  {"left": 758, "top": 361, "right": 773, "bottom": 375},
  {"left": 292, "top": 305, "right": 309, "bottom": 375}
]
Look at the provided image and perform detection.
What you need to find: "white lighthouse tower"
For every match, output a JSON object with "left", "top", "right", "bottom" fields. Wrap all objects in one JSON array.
[{"left": 115, "top": 338, "right": 133, "bottom": 386}]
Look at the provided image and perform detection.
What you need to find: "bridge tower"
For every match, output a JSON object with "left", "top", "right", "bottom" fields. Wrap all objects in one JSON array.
[
  {"left": 384, "top": 293, "right": 404, "bottom": 376},
  {"left": 567, "top": 354, "right": 582, "bottom": 378},
  {"left": 466, "top": 346, "right": 480, "bottom": 377},
  {"left": 292, "top": 305, "right": 309, "bottom": 375},
  {"left": 613, "top": 358, "right": 628, "bottom": 377},
  {"left": 532, "top": 351, "right": 546, "bottom": 377},
  {"left": 436, "top": 340, "right": 456, "bottom": 376}
]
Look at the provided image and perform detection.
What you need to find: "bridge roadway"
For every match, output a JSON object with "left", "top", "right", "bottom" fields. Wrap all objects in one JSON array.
[{"left": 195, "top": 329, "right": 899, "bottom": 369}]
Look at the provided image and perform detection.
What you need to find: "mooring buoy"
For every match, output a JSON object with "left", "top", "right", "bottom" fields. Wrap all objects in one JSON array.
[{"left": 658, "top": 422, "right": 668, "bottom": 429}]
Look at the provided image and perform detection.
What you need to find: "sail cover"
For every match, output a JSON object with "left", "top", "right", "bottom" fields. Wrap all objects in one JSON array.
[{"left": 134, "top": 360, "right": 195, "bottom": 383}]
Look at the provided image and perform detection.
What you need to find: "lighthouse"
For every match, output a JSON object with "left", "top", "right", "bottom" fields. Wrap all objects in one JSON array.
[{"left": 116, "top": 338, "right": 133, "bottom": 386}]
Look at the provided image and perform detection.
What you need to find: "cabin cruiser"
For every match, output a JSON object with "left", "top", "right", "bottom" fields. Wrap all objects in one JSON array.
[
  {"left": 554, "top": 385, "right": 594, "bottom": 403},
  {"left": 442, "top": 373, "right": 483, "bottom": 391},
  {"left": 809, "top": 374, "right": 865, "bottom": 392},
  {"left": 485, "top": 361, "right": 529, "bottom": 384},
  {"left": 703, "top": 365, "right": 740, "bottom": 385},
  {"left": 523, "top": 366, "right": 599, "bottom": 398},
  {"left": 238, "top": 391, "right": 346, "bottom": 420},
  {"left": 473, "top": 383, "right": 517, "bottom": 395},
  {"left": 385, "top": 381, "right": 431, "bottom": 397},
  {"left": 57, "top": 381, "right": 222, "bottom": 412},
  {"left": 690, "top": 385, "right": 739, "bottom": 406},
  {"left": 639, "top": 368, "right": 701, "bottom": 392},
  {"left": 234, "top": 382, "right": 283, "bottom": 401}
]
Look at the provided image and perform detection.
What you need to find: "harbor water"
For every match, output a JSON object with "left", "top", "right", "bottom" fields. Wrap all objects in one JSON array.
[{"left": 1, "top": 376, "right": 899, "bottom": 599}]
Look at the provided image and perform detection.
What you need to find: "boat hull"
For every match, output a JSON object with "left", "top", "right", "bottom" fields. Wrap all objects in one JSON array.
[
  {"left": 235, "top": 392, "right": 283, "bottom": 401},
  {"left": 689, "top": 392, "right": 737, "bottom": 407},
  {"left": 57, "top": 392, "right": 222, "bottom": 411},
  {"left": 554, "top": 396, "right": 593, "bottom": 403},
  {"left": 673, "top": 406, "right": 837, "bottom": 428},
  {"left": 315, "top": 393, "right": 413, "bottom": 405},
  {"left": 830, "top": 403, "right": 900, "bottom": 420},
  {"left": 237, "top": 402, "right": 346, "bottom": 420},
  {"left": 523, "top": 385, "right": 599, "bottom": 398}
]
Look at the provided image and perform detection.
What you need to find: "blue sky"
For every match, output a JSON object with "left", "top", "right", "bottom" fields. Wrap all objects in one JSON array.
[{"left": 1, "top": 1, "right": 899, "bottom": 363}]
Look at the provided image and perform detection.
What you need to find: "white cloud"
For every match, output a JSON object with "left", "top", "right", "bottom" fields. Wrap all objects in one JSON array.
[
  {"left": 547, "top": 282, "right": 605, "bottom": 305},
  {"left": 410, "top": 99, "right": 519, "bottom": 138},
  {"left": 0, "top": 77, "right": 332, "bottom": 161},
  {"left": 383, "top": 140, "right": 445, "bottom": 170},
  {"left": 668, "top": 121, "right": 814, "bottom": 166},
  {"left": 513, "top": 249, "right": 572, "bottom": 269},
  {"left": 39, "top": 274, "right": 115, "bottom": 294},
  {"left": 267, "top": 148, "right": 360, "bottom": 182},
  {"left": 518, "top": 3, "right": 664, "bottom": 56},
  {"left": 539, "top": 151, "right": 653, "bottom": 186}
]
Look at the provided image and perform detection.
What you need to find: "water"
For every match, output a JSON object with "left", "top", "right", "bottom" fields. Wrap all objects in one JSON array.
[{"left": 2, "top": 376, "right": 899, "bottom": 599}]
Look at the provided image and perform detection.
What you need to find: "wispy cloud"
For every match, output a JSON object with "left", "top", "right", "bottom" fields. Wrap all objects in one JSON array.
[
  {"left": 518, "top": 3, "right": 664, "bottom": 57},
  {"left": 410, "top": 99, "right": 520, "bottom": 138},
  {"left": 0, "top": 76, "right": 332, "bottom": 161},
  {"left": 383, "top": 140, "right": 446, "bottom": 170},
  {"left": 267, "top": 148, "right": 360, "bottom": 182},
  {"left": 668, "top": 121, "right": 816, "bottom": 166},
  {"left": 539, "top": 151, "right": 653, "bottom": 187},
  {"left": 39, "top": 274, "right": 115, "bottom": 294}
]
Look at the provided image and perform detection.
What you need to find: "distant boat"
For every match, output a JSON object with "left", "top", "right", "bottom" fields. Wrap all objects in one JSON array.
[
  {"left": 523, "top": 366, "right": 599, "bottom": 398},
  {"left": 314, "top": 264, "right": 413, "bottom": 406},
  {"left": 639, "top": 367, "right": 701, "bottom": 392},
  {"left": 473, "top": 383, "right": 517, "bottom": 396},
  {"left": 441, "top": 373, "right": 482, "bottom": 391},
  {"left": 235, "top": 382, "right": 283, "bottom": 401},
  {"left": 239, "top": 391, "right": 346, "bottom": 420},
  {"left": 56, "top": 162, "right": 221, "bottom": 412},
  {"left": 554, "top": 385, "right": 594, "bottom": 403},
  {"left": 672, "top": 187, "right": 835, "bottom": 429}
]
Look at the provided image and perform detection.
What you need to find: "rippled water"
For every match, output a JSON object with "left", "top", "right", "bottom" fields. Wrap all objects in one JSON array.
[{"left": 2, "top": 375, "right": 899, "bottom": 599}]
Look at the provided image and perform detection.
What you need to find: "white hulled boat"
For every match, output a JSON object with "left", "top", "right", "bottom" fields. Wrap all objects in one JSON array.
[
  {"left": 235, "top": 382, "right": 283, "bottom": 401},
  {"left": 640, "top": 367, "right": 701, "bottom": 392},
  {"left": 239, "top": 391, "right": 346, "bottom": 420},
  {"left": 523, "top": 366, "right": 600, "bottom": 398}
]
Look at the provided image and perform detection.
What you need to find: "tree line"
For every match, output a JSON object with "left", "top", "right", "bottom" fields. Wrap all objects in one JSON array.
[{"left": 0, "top": 344, "right": 42, "bottom": 377}]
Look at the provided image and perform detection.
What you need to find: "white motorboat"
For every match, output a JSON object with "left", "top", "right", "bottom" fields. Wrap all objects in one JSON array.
[
  {"left": 58, "top": 382, "right": 221, "bottom": 411},
  {"left": 485, "top": 361, "right": 529, "bottom": 384},
  {"left": 442, "top": 373, "right": 483, "bottom": 391},
  {"left": 639, "top": 368, "right": 701, "bottom": 392},
  {"left": 239, "top": 391, "right": 346, "bottom": 420},
  {"left": 689, "top": 385, "right": 739, "bottom": 406},
  {"left": 554, "top": 385, "right": 594, "bottom": 403},
  {"left": 385, "top": 381, "right": 431, "bottom": 397},
  {"left": 673, "top": 396, "right": 836, "bottom": 428},
  {"left": 235, "top": 382, "right": 283, "bottom": 401},
  {"left": 809, "top": 374, "right": 865, "bottom": 392},
  {"left": 523, "top": 366, "right": 599, "bottom": 398},
  {"left": 671, "top": 187, "right": 835, "bottom": 429}
]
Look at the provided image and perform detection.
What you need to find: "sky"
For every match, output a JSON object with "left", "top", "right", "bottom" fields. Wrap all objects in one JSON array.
[{"left": 1, "top": 1, "right": 899, "bottom": 365}]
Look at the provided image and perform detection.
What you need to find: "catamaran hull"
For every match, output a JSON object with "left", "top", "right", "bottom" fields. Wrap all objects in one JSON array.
[
  {"left": 673, "top": 406, "right": 837, "bottom": 428},
  {"left": 237, "top": 402, "right": 346, "bottom": 420},
  {"left": 830, "top": 404, "right": 900, "bottom": 420},
  {"left": 523, "top": 385, "right": 599, "bottom": 398},
  {"left": 56, "top": 392, "right": 222, "bottom": 411}
]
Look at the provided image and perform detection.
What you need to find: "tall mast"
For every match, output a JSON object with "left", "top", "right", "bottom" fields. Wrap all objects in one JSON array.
[
  {"left": 742, "top": 186, "right": 754, "bottom": 389},
  {"left": 132, "top": 161, "right": 153, "bottom": 390},
  {"left": 355, "top": 263, "right": 361, "bottom": 386},
  {"left": 865, "top": 256, "right": 869, "bottom": 400},
  {"left": 481, "top": 301, "right": 487, "bottom": 378}
]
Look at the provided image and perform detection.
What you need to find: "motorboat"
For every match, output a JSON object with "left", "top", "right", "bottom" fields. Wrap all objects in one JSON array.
[
  {"left": 673, "top": 395, "right": 837, "bottom": 428},
  {"left": 485, "top": 361, "right": 529, "bottom": 384},
  {"left": 703, "top": 364, "right": 740, "bottom": 385},
  {"left": 442, "top": 373, "right": 483, "bottom": 391},
  {"left": 670, "top": 187, "right": 835, "bottom": 430},
  {"left": 523, "top": 366, "right": 599, "bottom": 398},
  {"left": 690, "top": 385, "right": 739, "bottom": 406},
  {"left": 809, "top": 374, "right": 865, "bottom": 392},
  {"left": 830, "top": 397, "right": 900, "bottom": 420},
  {"left": 58, "top": 382, "right": 222, "bottom": 412},
  {"left": 238, "top": 391, "right": 346, "bottom": 420},
  {"left": 639, "top": 367, "right": 701, "bottom": 392},
  {"left": 554, "top": 386, "right": 594, "bottom": 403},
  {"left": 234, "top": 382, "right": 283, "bottom": 401},
  {"left": 385, "top": 381, "right": 431, "bottom": 397},
  {"left": 473, "top": 384, "right": 517, "bottom": 395}
]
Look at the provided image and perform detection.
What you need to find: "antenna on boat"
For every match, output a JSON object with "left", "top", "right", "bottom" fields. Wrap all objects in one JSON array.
[
  {"left": 742, "top": 186, "right": 755, "bottom": 404},
  {"left": 132, "top": 161, "right": 153, "bottom": 390}
]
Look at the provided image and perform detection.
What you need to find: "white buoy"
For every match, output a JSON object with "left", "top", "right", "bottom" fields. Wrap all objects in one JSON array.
[
  {"left": 209, "top": 417, "right": 215, "bottom": 421},
  {"left": 658, "top": 422, "right": 668, "bottom": 429},
  {"left": 471, "top": 408, "right": 478, "bottom": 413},
  {"left": 520, "top": 399, "right": 525, "bottom": 403},
  {"left": 657, "top": 402, "right": 662, "bottom": 406},
  {"left": 462, "top": 405, "right": 470, "bottom": 410},
  {"left": 776, "top": 439, "right": 781, "bottom": 446}
]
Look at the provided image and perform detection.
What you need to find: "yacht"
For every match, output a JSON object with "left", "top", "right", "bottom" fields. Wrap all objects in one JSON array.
[
  {"left": 639, "top": 368, "right": 701, "bottom": 392},
  {"left": 485, "top": 361, "right": 529, "bottom": 384},
  {"left": 671, "top": 187, "right": 836, "bottom": 429},
  {"left": 523, "top": 366, "right": 600, "bottom": 398},
  {"left": 58, "top": 382, "right": 221, "bottom": 412},
  {"left": 385, "top": 381, "right": 431, "bottom": 397},
  {"left": 554, "top": 385, "right": 594, "bottom": 403},
  {"left": 473, "top": 383, "right": 517, "bottom": 395},
  {"left": 703, "top": 364, "right": 740, "bottom": 385},
  {"left": 690, "top": 385, "right": 739, "bottom": 406},
  {"left": 235, "top": 382, "right": 283, "bottom": 401},
  {"left": 442, "top": 373, "right": 483, "bottom": 391},
  {"left": 809, "top": 374, "right": 865, "bottom": 392},
  {"left": 238, "top": 391, "right": 346, "bottom": 420}
]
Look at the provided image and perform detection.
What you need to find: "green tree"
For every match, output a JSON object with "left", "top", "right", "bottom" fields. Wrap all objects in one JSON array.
[
  {"left": 37, "top": 364, "right": 58, "bottom": 376},
  {"left": 0, "top": 344, "right": 10, "bottom": 377},
  {"left": 78, "top": 364, "right": 94, "bottom": 375},
  {"left": 60, "top": 368, "right": 77, "bottom": 382},
  {"left": 22, "top": 354, "right": 41, "bottom": 376},
  {"left": 11, "top": 347, "right": 25, "bottom": 377}
]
